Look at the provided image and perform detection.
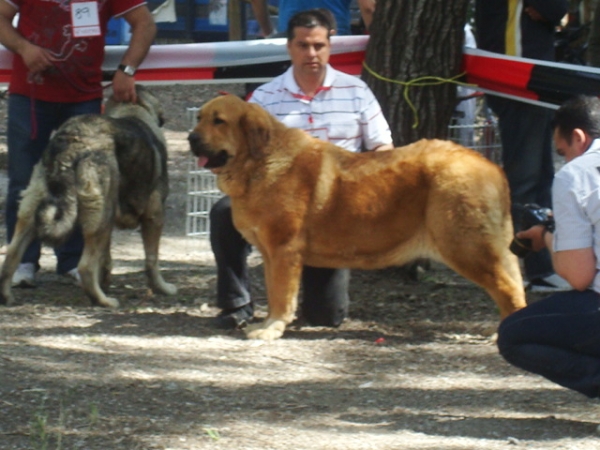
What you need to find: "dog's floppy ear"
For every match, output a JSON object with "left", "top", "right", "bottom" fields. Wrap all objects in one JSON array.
[{"left": 240, "top": 103, "right": 271, "bottom": 159}]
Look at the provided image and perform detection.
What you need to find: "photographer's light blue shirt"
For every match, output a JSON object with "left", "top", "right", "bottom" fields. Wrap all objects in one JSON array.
[{"left": 552, "top": 138, "right": 600, "bottom": 292}]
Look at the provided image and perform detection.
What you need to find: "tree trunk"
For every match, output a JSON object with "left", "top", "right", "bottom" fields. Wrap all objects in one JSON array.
[{"left": 363, "top": 0, "right": 470, "bottom": 146}]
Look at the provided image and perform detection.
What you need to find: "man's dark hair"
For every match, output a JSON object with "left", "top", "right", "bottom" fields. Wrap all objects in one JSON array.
[
  {"left": 552, "top": 95, "right": 600, "bottom": 143},
  {"left": 286, "top": 8, "right": 336, "bottom": 41}
]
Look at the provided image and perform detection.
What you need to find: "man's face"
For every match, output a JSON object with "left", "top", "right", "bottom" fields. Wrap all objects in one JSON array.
[
  {"left": 287, "top": 26, "right": 331, "bottom": 78},
  {"left": 553, "top": 128, "right": 589, "bottom": 163}
]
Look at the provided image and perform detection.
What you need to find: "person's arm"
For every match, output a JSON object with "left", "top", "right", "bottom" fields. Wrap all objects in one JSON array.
[
  {"left": 0, "top": 1, "right": 57, "bottom": 73},
  {"left": 0, "top": 1, "right": 21, "bottom": 53},
  {"left": 373, "top": 143, "right": 393, "bottom": 151},
  {"left": 112, "top": 5, "right": 157, "bottom": 102},
  {"left": 249, "top": 0, "right": 274, "bottom": 37},
  {"left": 357, "top": 0, "right": 376, "bottom": 30},
  {"left": 516, "top": 225, "right": 596, "bottom": 290},
  {"left": 361, "top": 85, "right": 394, "bottom": 151},
  {"left": 552, "top": 245, "right": 596, "bottom": 290}
]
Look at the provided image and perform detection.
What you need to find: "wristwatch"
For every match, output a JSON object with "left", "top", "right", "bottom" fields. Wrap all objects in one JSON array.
[{"left": 118, "top": 64, "right": 137, "bottom": 76}]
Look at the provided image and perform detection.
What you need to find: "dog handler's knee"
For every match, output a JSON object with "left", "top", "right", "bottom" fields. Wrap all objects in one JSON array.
[{"left": 209, "top": 196, "right": 232, "bottom": 225}]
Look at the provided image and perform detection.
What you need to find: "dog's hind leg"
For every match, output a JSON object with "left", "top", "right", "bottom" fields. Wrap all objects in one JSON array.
[
  {"left": 489, "top": 252, "right": 527, "bottom": 318},
  {"left": 100, "top": 246, "right": 112, "bottom": 292},
  {"left": 78, "top": 229, "right": 119, "bottom": 308},
  {"left": 426, "top": 173, "right": 526, "bottom": 319},
  {"left": 0, "top": 216, "right": 37, "bottom": 305},
  {"left": 140, "top": 191, "right": 177, "bottom": 296},
  {"left": 435, "top": 228, "right": 526, "bottom": 319},
  {"left": 448, "top": 250, "right": 526, "bottom": 318}
]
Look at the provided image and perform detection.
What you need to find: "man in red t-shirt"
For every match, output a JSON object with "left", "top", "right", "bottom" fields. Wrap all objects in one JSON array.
[{"left": 0, "top": 0, "right": 156, "bottom": 288}]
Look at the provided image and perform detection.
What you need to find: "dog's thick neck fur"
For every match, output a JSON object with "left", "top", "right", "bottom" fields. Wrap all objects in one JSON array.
[{"left": 218, "top": 121, "right": 312, "bottom": 199}]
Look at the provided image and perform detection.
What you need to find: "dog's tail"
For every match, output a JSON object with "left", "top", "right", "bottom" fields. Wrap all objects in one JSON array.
[{"left": 34, "top": 153, "right": 79, "bottom": 248}]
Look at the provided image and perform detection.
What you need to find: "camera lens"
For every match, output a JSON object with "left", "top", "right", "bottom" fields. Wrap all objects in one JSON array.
[{"left": 509, "top": 237, "right": 533, "bottom": 258}]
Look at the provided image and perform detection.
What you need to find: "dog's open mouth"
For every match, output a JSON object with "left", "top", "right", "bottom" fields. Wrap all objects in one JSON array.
[
  {"left": 188, "top": 132, "right": 230, "bottom": 169},
  {"left": 195, "top": 150, "right": 230, "bottom": 169},
  {"left": 197, "top": 155, "right": 209, "bottom": 167}
]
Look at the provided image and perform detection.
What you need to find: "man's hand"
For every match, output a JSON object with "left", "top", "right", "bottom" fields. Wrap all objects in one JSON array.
[
  {"left": 111, "top": 70, "right": 137, "bottom": 103},
  {"left": 515, "top": 224, "right": 547, "bottom": 252},
  {"left": 20, "top": 42, "right": 56, "bottom": 74}
]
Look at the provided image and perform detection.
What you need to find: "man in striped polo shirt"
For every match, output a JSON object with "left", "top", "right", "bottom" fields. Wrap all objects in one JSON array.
[{"left": 209, "top": 8, "right": 393, "bottom": 329}]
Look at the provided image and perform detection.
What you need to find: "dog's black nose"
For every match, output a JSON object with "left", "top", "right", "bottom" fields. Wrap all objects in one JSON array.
[{"left": 188, "top": 132, "right": 199, "bottom": 145}]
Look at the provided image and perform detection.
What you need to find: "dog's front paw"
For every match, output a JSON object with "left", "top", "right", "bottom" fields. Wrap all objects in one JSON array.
[
  {"left": 96, "top": 296, "right": 120, "bottom": 309},
  {"left": 244, "top": 319, "right": 287, "bottom": 340},
  {"left": 148, "top": 275, "right": 177, "bottom": 296},
  {"left": 158, "top": 282, "right": 177, "bottom": 296}
]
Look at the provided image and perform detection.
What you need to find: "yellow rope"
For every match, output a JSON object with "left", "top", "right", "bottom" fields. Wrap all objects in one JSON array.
[{"left": 362, "top": 61, "right": 478, "bottom": 129}]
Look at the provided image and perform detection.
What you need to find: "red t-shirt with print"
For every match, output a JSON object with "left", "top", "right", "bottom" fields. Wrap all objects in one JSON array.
[{"left": 8, "top": 0, "right": 146, "bottom": 102}]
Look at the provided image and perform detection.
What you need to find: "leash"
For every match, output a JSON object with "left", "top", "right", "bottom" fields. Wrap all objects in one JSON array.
[{"left": 362, "top": 61, "right": 476, "bottom": 129}]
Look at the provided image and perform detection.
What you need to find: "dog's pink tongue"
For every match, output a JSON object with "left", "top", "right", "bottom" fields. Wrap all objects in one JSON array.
[{"left": 197, "top": 156, "right": 209, "bottom": 168}]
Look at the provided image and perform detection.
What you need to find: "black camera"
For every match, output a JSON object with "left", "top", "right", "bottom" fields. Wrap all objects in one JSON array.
[{"left": 509, "top": 203, "right": 555, "bottom": 258}]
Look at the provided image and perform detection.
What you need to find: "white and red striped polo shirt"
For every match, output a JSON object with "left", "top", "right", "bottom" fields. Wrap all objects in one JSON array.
[{"left": 248, "top": 65, "right": 393, "bottom": 152}]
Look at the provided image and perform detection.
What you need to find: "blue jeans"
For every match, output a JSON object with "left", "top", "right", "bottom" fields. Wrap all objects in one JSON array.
[
  {"left": 486, "top": 95, "right": 555, "bottom": 281},
  {"left": 497, "top": 290, "right": 600, "bottom": 398},
  {"left": 6, "top": 94, "right": 102, "bottom": 274}
]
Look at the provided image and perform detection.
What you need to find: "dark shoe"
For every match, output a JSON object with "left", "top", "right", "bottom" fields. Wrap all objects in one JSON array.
[{"left": 214, "top": 304, "right": 254, "bottom": 329}]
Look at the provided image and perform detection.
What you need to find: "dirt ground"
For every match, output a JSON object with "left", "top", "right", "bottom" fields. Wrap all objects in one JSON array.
[{"left": 1, "top": 85, "right": 600, "bottom": 450}]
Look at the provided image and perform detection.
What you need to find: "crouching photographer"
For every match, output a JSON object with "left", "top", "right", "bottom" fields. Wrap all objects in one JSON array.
[{"left": 497, "top": 95, "right": 600, "bottom": 399}]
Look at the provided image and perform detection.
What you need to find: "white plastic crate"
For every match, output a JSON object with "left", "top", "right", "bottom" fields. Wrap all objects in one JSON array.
[
  {"left": 448, "top": 95, "right": 502, "bottom": 165},
  {"left": 186, "top": 165, "right": 221, "bottom": 237},
  {"left": 186, "top": 107, "right": 222, "bottom": 237},
  {"left": 447, "top": 119, "right": 502, "bottom": 165}
]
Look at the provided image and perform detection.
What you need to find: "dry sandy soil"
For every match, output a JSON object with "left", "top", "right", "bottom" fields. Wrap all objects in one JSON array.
[{"left": 1, "top": 85, "right": 600, "bottom": 450}]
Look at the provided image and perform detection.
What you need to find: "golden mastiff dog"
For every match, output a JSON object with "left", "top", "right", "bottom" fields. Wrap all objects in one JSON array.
[
  {"left": 188, "top": 95, "right": 526, "bottom": 340},
  {"left": 0, "top": 86, "right": 177, "bottom": 308}
]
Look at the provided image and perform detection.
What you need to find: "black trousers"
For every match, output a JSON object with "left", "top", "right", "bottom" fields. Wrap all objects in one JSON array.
[{"left": 209, "top": 196, "right": 349, "bottom": 327}]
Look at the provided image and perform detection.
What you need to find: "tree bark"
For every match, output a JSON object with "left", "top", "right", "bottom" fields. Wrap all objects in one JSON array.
[{"left": 363, "top": 0, "right": 470, "bottom": 146}]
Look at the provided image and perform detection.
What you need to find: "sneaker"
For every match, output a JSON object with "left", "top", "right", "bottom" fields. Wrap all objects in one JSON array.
[
  {"left": 528, "top": 274, "right": 572, "bottom": 293},
  {"left": 64, "top": 268, "right": 81, "bottom": 286},
  {"left": 11, "top": 263, "right": 36, "bottom": 288},
  {"left": 214, "top": 304, "right": 254, "bottom": 329}
]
